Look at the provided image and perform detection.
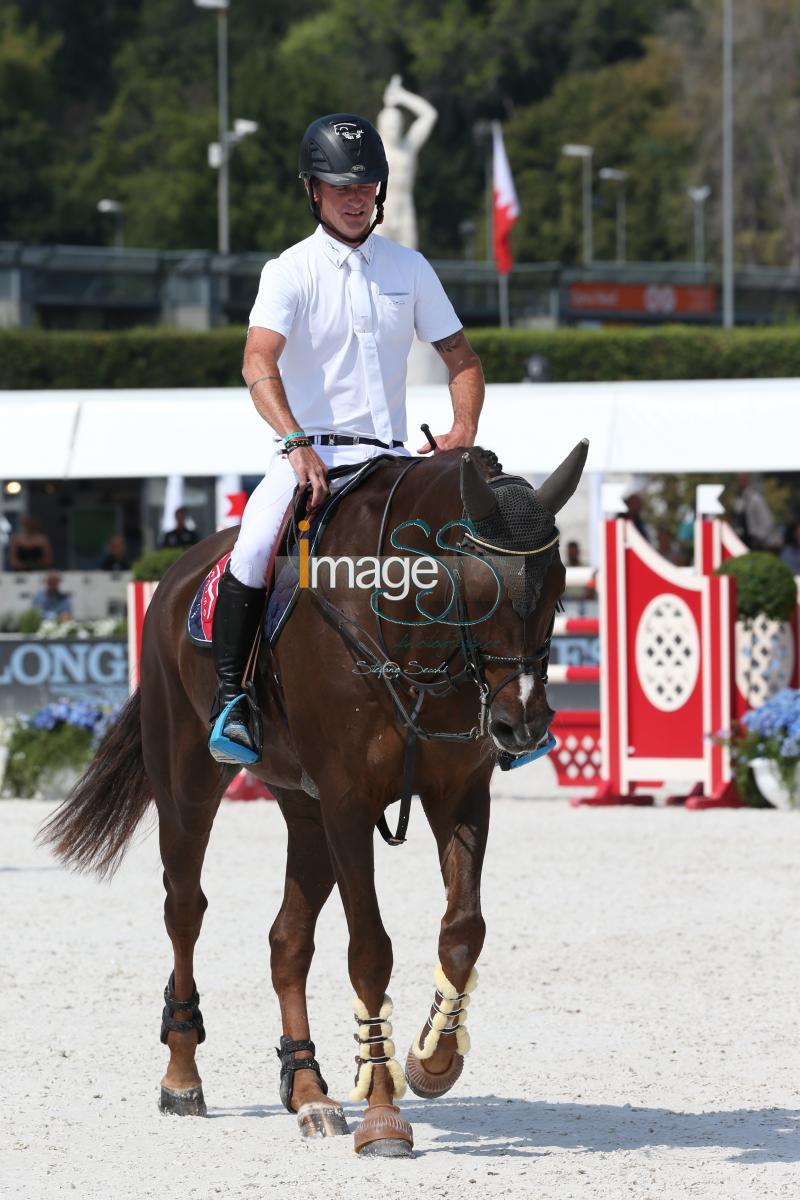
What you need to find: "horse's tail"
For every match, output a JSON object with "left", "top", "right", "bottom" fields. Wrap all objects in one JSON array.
[{"left": 39, "top": 689, "right": 152, "bottom": 879}]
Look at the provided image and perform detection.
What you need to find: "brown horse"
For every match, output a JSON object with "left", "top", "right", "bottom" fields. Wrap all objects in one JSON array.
[{"left": 42, "top": 441, "right": 587, "bottom": 1156}]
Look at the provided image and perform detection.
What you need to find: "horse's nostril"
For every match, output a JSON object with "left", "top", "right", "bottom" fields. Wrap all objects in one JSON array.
[{"left": 492, "top": 719, "right": 516, "bottom": 744}]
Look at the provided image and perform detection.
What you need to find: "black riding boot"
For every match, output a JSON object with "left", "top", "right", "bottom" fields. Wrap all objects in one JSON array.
[{"left": 208, "top": 566, "right": 266, "bottom": 764}]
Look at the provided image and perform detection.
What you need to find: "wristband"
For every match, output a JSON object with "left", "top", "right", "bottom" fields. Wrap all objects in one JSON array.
[
  {"left": 284, "top": 438, "right": 312, "bottom": 454},
  {"left": 283, "top": 430, "right": 306, "bottom": 444}
]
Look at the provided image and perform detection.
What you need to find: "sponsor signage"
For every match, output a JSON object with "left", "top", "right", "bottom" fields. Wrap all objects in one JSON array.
[
  {"left": 568, "top": 282, "right": 717, "bottom": 317},
  {"left": 0, "top": 637, "right": 128, "bottom": 716},
  {"left": 549, "top": 635, "right": 600, "bottom": 669}
]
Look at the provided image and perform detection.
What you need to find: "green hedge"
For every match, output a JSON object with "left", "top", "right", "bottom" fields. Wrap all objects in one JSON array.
[
  {"left": 3, "top": 324, "right": 800, "bottom": 388},
  {"left": 467, "top": 326, "right": 800, "bottom": 382}
]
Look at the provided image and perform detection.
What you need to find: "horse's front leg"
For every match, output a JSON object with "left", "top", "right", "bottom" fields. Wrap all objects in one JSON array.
[
  {"left": 405, "top": 775, "right": 490, "bottom": 1098},
  {"left": 320, "top": 786, "right": 414, "bottom": 1158}
]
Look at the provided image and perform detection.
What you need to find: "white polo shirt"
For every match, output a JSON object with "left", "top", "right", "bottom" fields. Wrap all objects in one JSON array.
[{"left": 248, "top": 224, "right": 461, "bottom": 443}]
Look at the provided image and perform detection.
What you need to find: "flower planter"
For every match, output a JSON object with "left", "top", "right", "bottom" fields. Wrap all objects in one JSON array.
[{"left": 750, "top": 759, "right": 800, "bottom": 810}]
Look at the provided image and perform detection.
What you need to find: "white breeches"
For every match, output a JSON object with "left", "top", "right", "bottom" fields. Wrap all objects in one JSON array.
[{"left": 229, "top": 442, "right": 411, "bottom": 588}]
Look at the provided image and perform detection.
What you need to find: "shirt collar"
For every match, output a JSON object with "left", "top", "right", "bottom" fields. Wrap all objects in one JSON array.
[{"left": 315, "top": 223, "right": 375, "bottom": 268}]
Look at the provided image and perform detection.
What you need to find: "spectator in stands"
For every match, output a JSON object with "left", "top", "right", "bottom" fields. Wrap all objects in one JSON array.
[
  {"left": 160, "top": 506, "right": 199, "bottom": 549},
  {"left": 8, "top": 515, "right": 53, "bottom": 571},
  {"left": 625, "top": 492, "right": 652, "bottom": 542},
  {"left": 99, "top": 534, "right": 131, "bottom": 572},
  {"left": 563, "top": 539, "right": 594, "bottom": 607},
  {"left": 656, "top": 527, "right": 687, "bottom": 566},
  {"left": 32, "top": 571, "right": 72, "bottom": 621},
  {"left": 780, "top": 520, "right": 800, "bottom": 575},
  {"left": 731, "top": 474, "right": 779, "bottom": 550}
]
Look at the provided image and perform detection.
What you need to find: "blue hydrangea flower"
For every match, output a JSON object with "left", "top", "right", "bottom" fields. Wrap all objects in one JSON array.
[
  {"left": 743, "top": 689, "right": 800, "bottom": 760},
  {"left": 24, "top": 700, "right": 121, "bottom": 743}
]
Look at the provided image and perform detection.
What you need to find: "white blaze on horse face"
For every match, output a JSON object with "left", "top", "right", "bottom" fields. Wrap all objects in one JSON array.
[{"left": 519, "top": 672, "right": 535, "bottom": 715}]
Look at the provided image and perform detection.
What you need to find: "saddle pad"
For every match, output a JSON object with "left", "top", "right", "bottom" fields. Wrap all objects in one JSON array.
[{"left": 187, "top": 454, "right": 399, "bottom": 649}]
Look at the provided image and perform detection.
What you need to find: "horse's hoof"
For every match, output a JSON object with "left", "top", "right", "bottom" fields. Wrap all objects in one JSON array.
[
  {"left": 296, "top": 1101, "right": 350, "bottom": 1138},
  {"left": 354, "top": 1104, "right": 413, "bottom": 1156},
  {"left": 158, "top": 1084, "right": 207, "bottom": 1116},
  {"left": 405, "top": 1046, "right": 464, "bottom": 1099},
  {"left": 357, "top": 1138, "right": 414, "bottom": 1158}
]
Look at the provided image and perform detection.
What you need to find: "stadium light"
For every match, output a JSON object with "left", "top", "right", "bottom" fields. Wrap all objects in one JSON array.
[
  {"left": 194, "top": 1, "right": 258, "bottom": 254},
  {"left": 97, "top": 198, "right": 124, "bottom": 248},
  {"left": 687, "top": 186, "right": 711, "bottom": 267},
  {"left": 599, "top": 167, "right": 627, "bottom": 264},
  {"left": 562, "top": 144, "right": 593, "bottom": 263}
]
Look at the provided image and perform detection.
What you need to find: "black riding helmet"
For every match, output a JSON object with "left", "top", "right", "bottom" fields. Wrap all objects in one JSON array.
[{"left": 299, "top": 113, "right": 389, "bottom": 243}]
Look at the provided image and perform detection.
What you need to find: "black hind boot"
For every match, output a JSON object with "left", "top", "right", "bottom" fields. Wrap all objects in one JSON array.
[{"left": 208, "top": 566, "right": 266, "bottom": 765}]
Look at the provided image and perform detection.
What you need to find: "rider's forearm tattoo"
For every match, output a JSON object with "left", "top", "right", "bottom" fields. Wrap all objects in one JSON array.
[
  {"left": 432, "top": 333, "right": 463, "bottom": 354},
  {"left": 248, "top": 374, "right": 281, "bottom": 394}
]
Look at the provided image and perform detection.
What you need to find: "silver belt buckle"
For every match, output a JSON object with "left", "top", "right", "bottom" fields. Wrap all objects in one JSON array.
[{"left": 353, "top": 435, "right": 360, "bottom": 444}]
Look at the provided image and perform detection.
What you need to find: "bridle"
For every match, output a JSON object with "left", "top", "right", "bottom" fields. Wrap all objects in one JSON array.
[{"left": 297, "top": 457, "right": 560, "bottom": 841}]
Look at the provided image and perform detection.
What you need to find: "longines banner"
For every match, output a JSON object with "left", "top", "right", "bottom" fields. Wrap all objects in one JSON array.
[{"left": 0, "top": 637, "right": 128, "bottom": 716}]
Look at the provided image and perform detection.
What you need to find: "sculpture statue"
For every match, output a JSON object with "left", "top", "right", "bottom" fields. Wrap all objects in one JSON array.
[{"left": 375, "top": 75, "right": 437, "bottom": 249}]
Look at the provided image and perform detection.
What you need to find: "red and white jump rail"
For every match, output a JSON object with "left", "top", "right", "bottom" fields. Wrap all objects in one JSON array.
[
  {"left": 563, "top": 567, "right": 597, "bottom": 592},
  {"left": 548, "top": 665, "right": 600, "bottom": 684}
]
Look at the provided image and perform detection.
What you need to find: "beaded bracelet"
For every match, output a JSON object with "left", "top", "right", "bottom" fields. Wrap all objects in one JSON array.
[{"left": 284, "top": 438, "right": 312, "bottom": 454}]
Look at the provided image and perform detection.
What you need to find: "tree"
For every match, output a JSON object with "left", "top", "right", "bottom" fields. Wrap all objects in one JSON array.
[
  {"left": 665, "top": 0, "right": 800, "bottom": 268},
  {"left": 0, "top": 8, "right": 60, "bottom": 241},
  {"left": 505, "top": 39, "right": 693, "bottom": 264}
]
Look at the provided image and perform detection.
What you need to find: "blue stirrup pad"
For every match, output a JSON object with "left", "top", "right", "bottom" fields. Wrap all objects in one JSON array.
[
  {"left": 209, "top": 694, "right": 259, "bottom": 765},
  {"left": 505, "top": 730, "right": 557, "bottom": 770}
]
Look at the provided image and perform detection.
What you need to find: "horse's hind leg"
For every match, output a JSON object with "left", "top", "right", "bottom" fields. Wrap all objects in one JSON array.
[
  {"left": 145, "top": 716, "right": 231, "bottom": 1116},
  {"left": 405, "top": 778, "right": 490, "bottom": 1100},
  {"left": 269, "top": 788, "right": 348, "bottom": 1137}
]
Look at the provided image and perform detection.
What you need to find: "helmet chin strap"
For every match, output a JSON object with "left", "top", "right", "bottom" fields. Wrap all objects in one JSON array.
[{"left": 306, "top": 180, "right": 386, "bottom": 247}]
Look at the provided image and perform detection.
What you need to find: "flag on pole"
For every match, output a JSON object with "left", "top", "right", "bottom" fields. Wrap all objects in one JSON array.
[{"left": 492, "top": 121, "right": 520, "bottom": 276}]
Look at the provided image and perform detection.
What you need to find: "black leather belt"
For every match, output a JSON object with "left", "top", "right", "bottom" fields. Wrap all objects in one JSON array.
[{"left": 310, "top": 434, "right": 404, "bottom": 449}]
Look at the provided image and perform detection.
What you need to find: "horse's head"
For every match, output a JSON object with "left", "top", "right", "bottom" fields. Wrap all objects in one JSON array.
[{"left": 458, "top": 440, "right": 588, "bottom": 756}]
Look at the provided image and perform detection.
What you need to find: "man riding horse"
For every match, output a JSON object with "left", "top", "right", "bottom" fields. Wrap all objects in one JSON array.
[
  {"left": 210, "top": 111, "right": 485, "bottom": 764},
  {"left": 43, "top": 110, "right": 588, "bottom": 1158}
]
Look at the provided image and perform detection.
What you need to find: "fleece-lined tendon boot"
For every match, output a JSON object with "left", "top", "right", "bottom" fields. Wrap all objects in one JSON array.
[{"left": 208, "top": 565, "right": 266, "bottom": 765}]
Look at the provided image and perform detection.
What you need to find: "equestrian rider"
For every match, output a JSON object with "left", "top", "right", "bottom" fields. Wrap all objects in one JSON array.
[{"left": 209, "top": 112, "right": 485, "bottom": 764}]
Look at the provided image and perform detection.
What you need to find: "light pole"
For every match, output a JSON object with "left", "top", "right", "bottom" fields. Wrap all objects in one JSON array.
[
  {"left": 599, "top": 167, "right": 627, "bottom": 263},
  {"left": 97, "top": 198, "right": 124, "bottom": 248},
  {"left": 562, "top": 143, "right": 593, "bottom": 264},
  {"left": 194, "top": 0, "right": 258, "bottom": 255},
  {"left": 722, "top": 0, "right": 735, "bottom": 327},
  {"left": 687, "top": 185, "right": 711, "bottom": 266}
]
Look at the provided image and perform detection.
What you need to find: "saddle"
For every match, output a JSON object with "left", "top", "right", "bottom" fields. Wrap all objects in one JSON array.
[{"left": 187, "top": 454, "right": 396, "bottom": 649}]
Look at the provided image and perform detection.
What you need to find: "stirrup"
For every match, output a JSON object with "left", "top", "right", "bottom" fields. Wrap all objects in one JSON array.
[
  {"left": 276, "top": 1035, "right": 329, "bottom": 1113},
  {"left": 209, "top": 693, "right": 259, "bottom": 765}
]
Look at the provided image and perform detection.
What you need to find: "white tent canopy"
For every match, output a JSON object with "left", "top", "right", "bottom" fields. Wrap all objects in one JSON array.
[{"left": 3, "top": 377, "right": 799, "bottom": 480}]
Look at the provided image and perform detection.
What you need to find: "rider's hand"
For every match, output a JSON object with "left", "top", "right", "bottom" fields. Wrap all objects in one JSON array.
[
  {"left": 417, "top": 422, "right": 478, "bottom": 455},
  {"left": 288, "top": 446, "right": 329, "bottom": 512}
]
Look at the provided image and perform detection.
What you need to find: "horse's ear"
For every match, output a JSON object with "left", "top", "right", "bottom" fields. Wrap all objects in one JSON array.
[
  {"left": 535, "top": 439, "right": 589, "bottom": 515},
  {"left": 460, "top": 452, "right": 499, "bottom": 522}
]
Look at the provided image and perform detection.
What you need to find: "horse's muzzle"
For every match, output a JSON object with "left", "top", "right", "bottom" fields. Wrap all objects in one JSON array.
[{"left": 489, "top": 709, "right": 552, "bottom": 754}]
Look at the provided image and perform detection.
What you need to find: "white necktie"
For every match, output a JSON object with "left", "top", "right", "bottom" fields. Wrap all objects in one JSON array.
[{"left": 345, "top": 250, "right": 394, "bottom": 446}]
